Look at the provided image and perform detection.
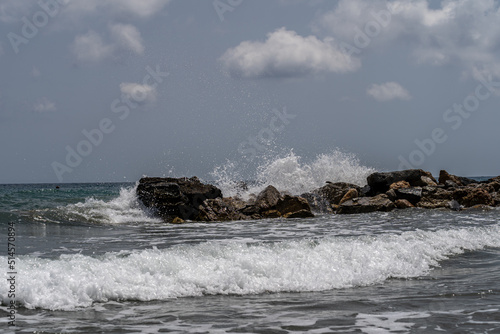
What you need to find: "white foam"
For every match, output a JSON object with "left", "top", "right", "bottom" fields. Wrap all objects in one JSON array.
[
  {"left": 212, "top": 149, "right": 376, "bottom": 198},
  {"left": 1, "top": 225, "right": 499, "bottom": 311},
  {"left": 61, "top": 184, "right": 161, "bottom": 224}
]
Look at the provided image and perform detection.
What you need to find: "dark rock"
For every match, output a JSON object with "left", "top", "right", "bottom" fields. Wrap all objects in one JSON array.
[
  {"left": 300, "top": 192, "right": 333, "bottom": 213},
  {"left": 393, "top": 187, "right": 422, "bottom": 205},
  {"left": 389, "top": 181, "right": 410, "bottom": 190},
  {"left": 337, "top": 194, "right": 395, "bottom": 214},
  {"left": 438, "top": 170, "right": 477, "bottom": 186},
  {"left": 417, "top": 187, "right": 453, "bottom": 209},
  {"left": 444, "top": 180, "right": 459, "bottom": 189},
  {"left": 276, "top": 195, "right": 314, "bottom": 218},
  {"left": 367, "top": 169, "right": 433, "bottom": 195},
  {"left": 137, "top": 177, "right": 222, "bottom": 221},
  {"left": 452, "top": 188, "right": 493, "bottom": 207},
  {"left": 448, "top": 200, "right": 461, "bottom": 211},
  {"left": 198, "top": 197, "right": 249, "bottom": 221},
  {"left": 314, "top": 182, "right": 361, "bottom": 205},
  {"left": 255, "top": 185, "right": 281, "bottom": 211}
]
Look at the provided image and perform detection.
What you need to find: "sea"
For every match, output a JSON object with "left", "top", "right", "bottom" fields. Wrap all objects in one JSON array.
[{"left": 1, "top": 152, "right": 499, "bottom": 333}]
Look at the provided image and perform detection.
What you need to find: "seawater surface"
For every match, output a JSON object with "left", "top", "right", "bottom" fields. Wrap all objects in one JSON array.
[{"left": 0, "top": 159, "right": 499, "bottom": 333}]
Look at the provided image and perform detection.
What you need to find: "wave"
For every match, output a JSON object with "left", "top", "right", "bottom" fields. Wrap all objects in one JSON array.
[
  {"left": 212, "top": 149, "right": 376, "bottom": 198},
  {"left": 3, "top": 224, "right": 499, "bottom": 310},
  {"left": 28, "top": 184, "right": 161, "bottom": 225}
]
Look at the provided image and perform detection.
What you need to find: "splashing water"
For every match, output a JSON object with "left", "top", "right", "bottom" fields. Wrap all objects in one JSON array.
[{"left": 211, "top": 149, "right": 376, "bottom": 198}]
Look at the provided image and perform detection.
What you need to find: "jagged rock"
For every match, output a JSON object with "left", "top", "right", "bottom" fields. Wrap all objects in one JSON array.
[
  {"left": 390, "top": 181, "right": 410, "bottom": 190},
  {"left": 255, "top": 185, "right": 281, "bottom": 211},
  {"left": 198, "top": 197, "right": 249, "bottom": 221},
  {"left": 137, "top": 177, "right": 222, "bottom": 220},
  {"left": 300, "top": 192, "right": 333, "bottom": 213},
  {"left": 393, "top": 187, "right": 423, "bottom": 205},
  {"left": 421, "top": 176, "right": 438, "bottom": 187},
  {"left": 417, "top": 187, "right": 453, "bottom": 209},
  {"left": 367, "top": 169, "right": 434, "bottom": 195},
  {"left": 452, "top": 188, "right": 493, "bottom": 207},
  {"left": 276, "top": 195, "right": 314, "bottom": 218},
  {"left": 438, "top": 170, "right": 476, "bottom": 186},
  {"left": 395, "top": 199, "right": 414, "bottom": 209},
  {"left": 315, "top": 182, "right": 362, "bottom": 205},
  {"left": 337, "top": 194, "right": 395, "bottom": 214},
  {"left": 339, "top": 188, "right": 358, "bottom": 205}
]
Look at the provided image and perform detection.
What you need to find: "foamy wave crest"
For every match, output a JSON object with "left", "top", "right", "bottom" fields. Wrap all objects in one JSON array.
[
  {"left": 212, "top": 150, "right": 376, "bottom": 197},
  {"left": 59, "top": 185, "right": 161, "bottom": 224},
  {"left": 3, "top": 225, "right": 499, "bottom": 310}
]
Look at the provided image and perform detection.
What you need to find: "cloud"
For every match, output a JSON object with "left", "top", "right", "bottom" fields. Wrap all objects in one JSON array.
[
  {"left": 367, "top": 82, "right": 411, "bottom": 102},
  {"left": 220, "top": 27, "right": 360, "bottom": 78},
  {"left": 32, "top": 66, "right": 41, "bottom": 78},
  {"left": 315, "top": 0, "right": 500, "bottom": 78},
  {"left": 33, "top": 97, "right": 57, "bottom": 112},
  {"left": 61, "top": 0, "right": 171, "bottom": 20},
  {"left": 72, "top": 24, "right": 144, "bottom": 63},
  {"left": 120, "top": 83, "right": 157, "bottom": 105},
  {"left": 72, "top": 31, "right": 114, "bottom": 63},
  {"left": 0, "top": 42, "right": 4, "bottom": 57},
  {"left": 109, "top": 23, "right": 144, "bottom": 55}
]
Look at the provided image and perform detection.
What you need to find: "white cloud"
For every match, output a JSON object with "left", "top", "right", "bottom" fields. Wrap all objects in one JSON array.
[
  {"left": 315, "top": 0, "right": 500, "bottom": 78},
  {"left": 109, "top": 23, "right": 144, "bottom": 55},
  {"left": 220, "top": 27, "right": 360, "bottom": 78},
  {"left": 72, "top": 31, "right": 114, "bottom": 63},
  {"left": 120, "top": 83, "right": 157, "bottom": 105},
  {"left": 367, "top": 82, "right": 411, "bottom": 102},
  {"left": 62, "top": 0, "right": 171, "bottom": 19},
  {"left": 33, "top": 97, "right": 57, "bottom": 112},
  {"left": 107, "top": 0, "right": 171, "bottom": 18},
  {"left": 72, "top": 24, "right": 144, "bottom": 63}
]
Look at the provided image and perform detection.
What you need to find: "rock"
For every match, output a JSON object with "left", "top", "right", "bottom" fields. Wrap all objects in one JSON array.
[
  {"left": 438, "top": 170, "right": 477, "bottom": 186},
  {"left": 197, "top": 197, "right": 248, "bottom": 222},
  {"left": 453, "top": 188, "right": 493, "bottom": 207},
  {"left": 444, "top": 180, "right": 459, "bottom": 189},
  {"left": 367, "top": 169, "right": 433, "bottom": 195},
  {"left": 421, "top": 176, "right": 438, "bottom": 187},
  {"left": 137, "top": 176, "right": 222, "bottom": 220},
  {"left": 300, "top": 192, "right": 333, "bottom": 213},
  {"left": 339, "top": 188, "right": 358, "bottom": 205},
  {"left": 315, "top": 182, "right": 361, "bottom": 205},
  {"left": 337, "top": 194, "right": 395, "bottom": 214},
  {"left": 448, "top": 200, "right": 461, "bottom": 211},
  {"left": 417, "top": 187, "right": 453, "bottom": 209},
  {"left": 393, "top": 187, "right": 422, "bottom": 205},
  {"left": 491, "top": 192, "right": 500, "bottom": 206},
  {"left": 255, "top": 185, "right": 281, "bottom": 211},
  {"left": 262, "top": 210, "right": 281, "bottom": 218},
  {"left": 276, "top": 195, "right": 314, "bottom": 218},
  {"left": 389, "top": 181, "right": 410, "bottom": 190},
  {"left": 395, "top": 199, "right": 414, "bottom": 209},
  {"left": 171, "top": 217, "right": 185, "bottom": 224}
]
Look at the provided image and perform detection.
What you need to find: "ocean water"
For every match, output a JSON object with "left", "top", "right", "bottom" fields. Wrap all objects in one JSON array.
[{"left": 1, "top": 153, "right": 499, "bottom": 333}]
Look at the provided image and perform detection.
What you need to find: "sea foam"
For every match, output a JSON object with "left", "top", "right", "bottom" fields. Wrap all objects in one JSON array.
[{"left": 2, "top": 224, "right": 499, "bottom": 311}]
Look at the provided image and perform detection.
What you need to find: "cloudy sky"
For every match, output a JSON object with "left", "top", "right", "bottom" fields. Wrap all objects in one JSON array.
[{"left": 1, "top": 0, "right": 500, "bottom": 183}]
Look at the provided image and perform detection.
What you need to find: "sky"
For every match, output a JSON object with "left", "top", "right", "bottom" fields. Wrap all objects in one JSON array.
[{"left": 1, "top": 0, "right": 500, "bottom": 184}]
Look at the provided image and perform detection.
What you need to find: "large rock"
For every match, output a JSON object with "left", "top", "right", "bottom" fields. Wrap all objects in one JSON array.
[
  {"left": 452, "top": 188, "right": 494, "bottom": 207},
  {"left": 337, "top": 194, "right": 395, "bottom": 214},
  {"left": 137, "top": 177, "right": 222, "bottom": 221},
  {"left": 313, "top": 182, "right": 361, "bottom": 206},
  {"left": 367, "top": 169, "right": 436, "bottom": 195},
  {"left": 197, "top": 197, "right": 248, "bottom": 221},
  {"left": 393, "top": 187, "right": 423, "bottom": 205},
  {"left": 276, "top": 195, "right": 314, "bottom": 218},
  {"left": 438, "top": 170, "right": 476, "bottom": 187},
  {"left": 417, "top": 187, "right": 454, "bottom": 209},
  {"left": 243, "top": 187, "right": 314, "bottom": 219}
]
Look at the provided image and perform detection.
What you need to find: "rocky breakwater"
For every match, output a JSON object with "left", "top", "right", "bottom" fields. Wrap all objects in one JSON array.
[
  {"left": 136, "top": 177, "right": 314, "bottom": 223},
  {"left": 326, "top": 169, "right": 500, "bottom": 214}
]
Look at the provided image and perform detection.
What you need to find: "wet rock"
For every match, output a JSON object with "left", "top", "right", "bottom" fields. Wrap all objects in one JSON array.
[
  {"left": 421, "top": 176, "right": 438, "bottom": 187},
  {"left": 448, "top": 200, "right": 461, "bottom": 211},
  {"left": 255, "top": 185, "right": 281, "bottom": 211},
  {"left": 198, "top": 197, "right": 249, "bottom": 222},
  {"left": 337, "top": 194, "right": 395, "bottom": 214},
  {"left": 276, "top": 195, "right": 314, "bottom": 218},
  {"left": 315, "top": 182, "right": 361, "bottom": 205},
  {"left": 367, "top": 169, "right": 434, "bottom": 195},
  {"left": 417, "top": 187, "right": 453, "bottom": 209},
  {"left": 339, "top": 188, "right": 358, "bottom": 205},
  {"left": 300, "top": 192, "right": 333, "bottom": 213},
  {"left": 137, "top": 176, "right": 222, "bottom": 220}
]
